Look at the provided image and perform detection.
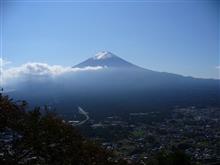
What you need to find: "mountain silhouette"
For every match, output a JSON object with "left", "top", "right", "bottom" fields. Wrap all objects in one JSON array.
[{"left": 8, "top": 51, "right": 220, "bottom": 119}]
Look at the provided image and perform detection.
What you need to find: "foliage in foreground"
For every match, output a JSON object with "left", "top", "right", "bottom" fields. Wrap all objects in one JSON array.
[
  {"left": 0, "top": 94, "right": 121, "bottom": 165},
  {"left": 0, "top": 94, "right": 193, "bottom": 165}
]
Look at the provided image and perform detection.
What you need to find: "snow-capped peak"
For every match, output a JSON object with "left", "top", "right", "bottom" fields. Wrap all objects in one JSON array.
[
  {"left": 74, "top": 51, "right": 138, "bottom": 68},
  {"left": 93, "top": 51, "right": 114, "bottom": 60}
]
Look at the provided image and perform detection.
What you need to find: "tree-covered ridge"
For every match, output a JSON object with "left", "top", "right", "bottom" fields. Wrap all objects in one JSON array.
[
  {"left": 0, "top": 94, "right": 195, "bottom": 165},
  {"left": 0, "top": 94, "right": 120, "bottom": 165}
]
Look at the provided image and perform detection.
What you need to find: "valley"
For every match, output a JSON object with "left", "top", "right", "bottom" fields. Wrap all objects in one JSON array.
[{"left": 73, "top": 106, "right": 220, "bottom": 164}]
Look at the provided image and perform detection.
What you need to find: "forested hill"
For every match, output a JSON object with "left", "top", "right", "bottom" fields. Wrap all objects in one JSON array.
[
  {"left": 0, "top": 94, "right": 193, "bottom": 165},
  {"left": 0, "top": 94, "right": 122, "bottom": 165}
]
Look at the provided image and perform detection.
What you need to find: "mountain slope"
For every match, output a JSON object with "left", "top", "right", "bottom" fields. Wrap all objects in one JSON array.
[
  {"left": 8, "top": 51, "right": 220, "bottom": 119},
  {"left": 74, "top": 51, "right": 138, "bottom": 68}
]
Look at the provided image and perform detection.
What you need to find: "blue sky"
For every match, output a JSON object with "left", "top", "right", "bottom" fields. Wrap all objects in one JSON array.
[{"left": 1, "top": 0, "right": 219, "bottom": 79}]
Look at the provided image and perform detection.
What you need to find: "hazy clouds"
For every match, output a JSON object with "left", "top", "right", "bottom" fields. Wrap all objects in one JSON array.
[
  {"left": 0, "top": 60, "right": 104, "bottom": 84},
  {"left": 0, "top": 58, "right": 11, "bottom": 66}
]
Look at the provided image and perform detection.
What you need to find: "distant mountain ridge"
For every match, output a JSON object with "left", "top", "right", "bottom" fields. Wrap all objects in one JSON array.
[{"left": 9, "top": 51, "right": 220, "bottom": 119}]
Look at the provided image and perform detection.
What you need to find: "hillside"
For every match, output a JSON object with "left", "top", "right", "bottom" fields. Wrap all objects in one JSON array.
[{"left": 0, "top": 94, "right": 196, "bottom": 165}]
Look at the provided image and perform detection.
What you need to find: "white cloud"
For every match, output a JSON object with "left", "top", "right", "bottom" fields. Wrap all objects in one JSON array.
[
  {"left": 216, "top": 66, "right": 220, "bottom": 69},
  {"left": 0, "top": 58, "right": 11, "bottom": 66},
  {"left": 1, "top": 62, "right": 104, "bottom": 83}
]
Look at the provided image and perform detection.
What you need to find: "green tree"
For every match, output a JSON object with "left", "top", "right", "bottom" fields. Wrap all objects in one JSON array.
[{"left": 0, "top": 94, "right": 119, "bottom": 165}]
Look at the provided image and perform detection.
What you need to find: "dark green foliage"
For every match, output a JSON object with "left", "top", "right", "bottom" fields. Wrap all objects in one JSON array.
[
  {"left": 146, "top": 150, "right": 192, "bottom": 165},
  {"left": 0, "top": 94, "right": 118, "bottom": 165},
  {"left": 0, "top": 94, "right": 194, "bottom": 165}
]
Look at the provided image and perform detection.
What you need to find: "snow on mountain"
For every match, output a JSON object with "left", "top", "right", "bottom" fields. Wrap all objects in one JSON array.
[
  {"left": 74, "top": 51, "right": 138, "bottom": 68},
  {"left": 93, "top": 51, "right": 114, "bottom": 60}
]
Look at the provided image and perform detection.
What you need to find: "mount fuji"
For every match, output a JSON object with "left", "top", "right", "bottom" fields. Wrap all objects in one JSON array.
[
  {"left": 74, "top": 51, "right": 138, "bottom": 68},
  {"left": 9, "top": 51, "right": 220, "bottom": 119}
]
